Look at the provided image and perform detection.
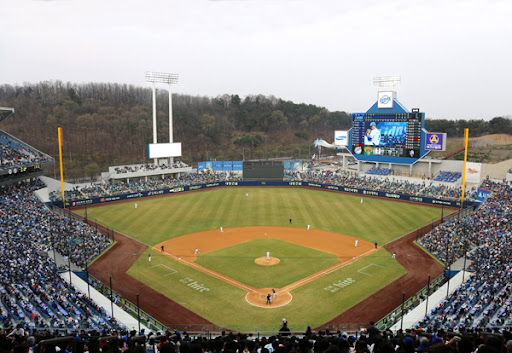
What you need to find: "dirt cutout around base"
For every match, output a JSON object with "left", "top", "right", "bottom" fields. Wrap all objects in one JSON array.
[
  {"left": 255, "top": 256, "right": 280, "bottom": 266},
  {"left": 246, "top": 288, "right": 292, "bottom": 308}
]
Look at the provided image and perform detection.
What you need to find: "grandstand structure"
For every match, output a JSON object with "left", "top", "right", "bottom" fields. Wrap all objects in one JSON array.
[
  {"left": 2, "top": 92, "right": 512, "bottom": 353},
  {"left": 0, "top": 107, "right": 53, "bottom": 186}
]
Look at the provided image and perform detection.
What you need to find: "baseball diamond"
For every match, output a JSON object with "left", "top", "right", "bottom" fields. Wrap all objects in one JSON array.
[{"left": 80, "top": 186, "right": 450, "bottom": 331}]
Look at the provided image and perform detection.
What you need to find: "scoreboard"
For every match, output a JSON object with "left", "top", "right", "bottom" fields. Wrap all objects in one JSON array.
[{"left": 351, "top": 112, "right": 423, "bottom": 160}]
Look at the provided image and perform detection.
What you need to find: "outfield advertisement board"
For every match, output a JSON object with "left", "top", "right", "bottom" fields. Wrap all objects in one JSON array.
[{"left": 56, "top": 181, "right": 472, "bottom": 209}]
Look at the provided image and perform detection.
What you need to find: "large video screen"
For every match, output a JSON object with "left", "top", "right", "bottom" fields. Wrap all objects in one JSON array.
[{"left": 352, "top": 113, "right": 421, "bottom": 158}]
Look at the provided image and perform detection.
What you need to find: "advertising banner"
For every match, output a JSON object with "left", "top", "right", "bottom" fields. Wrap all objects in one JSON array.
[
  {"left": 223, "top": 161, "right": 233, "bottom": 170},
  {"left": 465, "top": 162, "right": 482, "bottom": 183},
  {"left": 425, "top": 133, "right": 446, "bottom": 151},
  {"left": 334, "top": 131, "right": 349, "bottom": 146}
]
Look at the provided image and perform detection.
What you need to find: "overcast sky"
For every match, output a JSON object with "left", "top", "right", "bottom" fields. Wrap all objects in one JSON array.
[{"left": 1, "top": 0, "right": 511, "bottom": 120}]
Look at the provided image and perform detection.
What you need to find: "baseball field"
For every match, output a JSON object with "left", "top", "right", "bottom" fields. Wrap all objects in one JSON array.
[{"left": 76, "top": 187, "right": 448, "bottom": 331}]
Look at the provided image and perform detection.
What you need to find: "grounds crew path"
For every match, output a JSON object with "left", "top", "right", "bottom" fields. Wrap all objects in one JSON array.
[{"left": 153, "top": 227, "right": 377, "bottom": 308}]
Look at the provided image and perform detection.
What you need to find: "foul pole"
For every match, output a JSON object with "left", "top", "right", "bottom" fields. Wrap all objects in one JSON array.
[
  {"left": 58, "top": 127, "right": 66, "bottom": 207},
  {"left": 460, "top": 128, "right": 469, "bottom": 206}
]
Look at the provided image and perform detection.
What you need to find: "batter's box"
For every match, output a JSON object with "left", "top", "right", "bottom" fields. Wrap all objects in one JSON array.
[
  {"left": 151, "top": 264, "right": 178, "bottom": 276},
  {"left": 357, "top": 264, "right": 384, "bottom": 276}
]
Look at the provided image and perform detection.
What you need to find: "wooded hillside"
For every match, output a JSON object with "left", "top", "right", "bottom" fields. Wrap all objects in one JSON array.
[{"left": 0, "top": 81, "right": 510, "bottom": 180}]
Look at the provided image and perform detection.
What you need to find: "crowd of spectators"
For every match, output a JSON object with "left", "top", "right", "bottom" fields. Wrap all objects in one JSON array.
[
  {"left": 434, "top": 172, "right": 462, "bottom": 183},
  {"left": 50, "top": 171, "right": 243, "bottom": 201},
  {"left": 417, "top": 179, "right": 512, "bottom": 331},
  {"left": 113, "top": 161, "right": 189, "bottom": 174},
  {"left": 366, "top": 168, "right": 394, "bottom": 176},
  {"left": 49, "top": 167, "right": 473, "bottom": 203},
  {"left": 1, "top": 319, "right": 512, "bottom": 353},
  {"left": 284, "top": 170, "right": 476, "bottom": 201},
  {"left": 0, "top": 133, "right": 51, "bottom": 170},
  {"left": 0, "top": 180, "right": 125, "bottom": 346}
]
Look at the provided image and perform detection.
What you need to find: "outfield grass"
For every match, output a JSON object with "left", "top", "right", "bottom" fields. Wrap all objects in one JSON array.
[
  {"left": 198, "top": 239, "right": 339, "bottom": 288},
  {"left": 76, "top": 187, "right": 445, "bottom": 246}
]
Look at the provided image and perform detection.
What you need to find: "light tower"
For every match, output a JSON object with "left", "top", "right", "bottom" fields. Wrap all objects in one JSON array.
[{"left": 145, "top": 71, "right": 179, "bottom": 163}]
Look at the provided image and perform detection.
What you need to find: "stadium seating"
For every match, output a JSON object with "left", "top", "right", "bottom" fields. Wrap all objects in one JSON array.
[
  {"left": 0, "top": 130, "right": 52, "bottom": 171},
  {"left": 433, "top": 171, "right": 462, "bottom": 183},
  {"left": 365, "top": 167, "right": 393, "bottom": 176},
  {"left": 417, "top": 179, "right": 512, "bottom": 331},
  {"left": 49, "top": 171, "right": 242, "bottom": 201},
  {"left": 0, "top": 180, "right": 121, "bottom": 334},
  {"left": 113, "top": 161, "right": 189, "bottom": 174},
  {"left": 283, "top": 170, "right": 476, "bottom": 201}
]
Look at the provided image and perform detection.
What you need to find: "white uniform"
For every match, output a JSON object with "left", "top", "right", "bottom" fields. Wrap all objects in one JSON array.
[
  {"left": 355, "top": 240, "right": 358, "bottom": 247},
  {"left": 364, "top": 127, "right": 381, "bottom": 146},
  {"left": 307, "top": 224, "right": 310, "bottom": 231},
  {"left": 266, "top": 251, "right": 270, "bottom": 260},
  {"left": 220, "top": 226, "right": 223, "bottom": 232}
]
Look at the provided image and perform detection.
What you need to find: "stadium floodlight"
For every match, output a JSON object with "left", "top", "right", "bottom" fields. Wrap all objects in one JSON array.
[
  {"left": 145, "top": 71, "right": 179, "bottom": 147},
  {"left": 373, "top": 76, "right": 401, "bottom": 90}
]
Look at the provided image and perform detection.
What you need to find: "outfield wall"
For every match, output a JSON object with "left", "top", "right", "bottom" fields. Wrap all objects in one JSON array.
[{"left": 52, "top": 181, "right": 473, "bottom": 209}]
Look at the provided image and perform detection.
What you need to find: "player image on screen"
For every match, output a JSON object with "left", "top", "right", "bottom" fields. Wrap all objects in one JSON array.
[{"left": 364, "top": 122, "right": 381, "bottom": 146}]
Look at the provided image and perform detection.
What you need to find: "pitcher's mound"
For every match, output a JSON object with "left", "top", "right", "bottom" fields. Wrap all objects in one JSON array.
[{"left": 255, "top": 257, "right": 280, "bottom": 266}]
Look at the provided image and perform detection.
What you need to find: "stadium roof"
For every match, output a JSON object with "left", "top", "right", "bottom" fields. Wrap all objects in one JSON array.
[{"left": 0, "top": 107, "right": 14, "bottom": 124}]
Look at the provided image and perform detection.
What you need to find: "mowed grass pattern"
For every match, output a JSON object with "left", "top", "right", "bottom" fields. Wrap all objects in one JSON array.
[
  {"left": 197, "top": 239, "right": 339, "bottom": 288},
  {"left": 76, "top": 187, "right": 444, "bottom": 246},
  {"left": 79, "top": 187, "right": 446, "bottom": 330}
]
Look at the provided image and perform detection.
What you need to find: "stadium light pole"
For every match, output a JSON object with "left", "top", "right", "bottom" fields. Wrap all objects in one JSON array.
[
  {"left": 400, "top": 292, "right": 405, "bottom": 331},
  {"left": 425, "top": 275, "right": 431, "bottom": 317},
  {"left": 145, "top": 71, "right": 179, "bottom": 163},
  {"left": 372, "top": 76, "right": 401, "bottom": 90},
  {"left": 110, "top": 276, "right": 114, "bottom": 320},
  {"left": 136, "top": 293, "right": 141, "bottom": 334},
  {"left": 462, "top": 220, "right": 467, "bottom": 282},
  {"left": 68, "top": 254, "right": 72, "bottom": 285}
]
